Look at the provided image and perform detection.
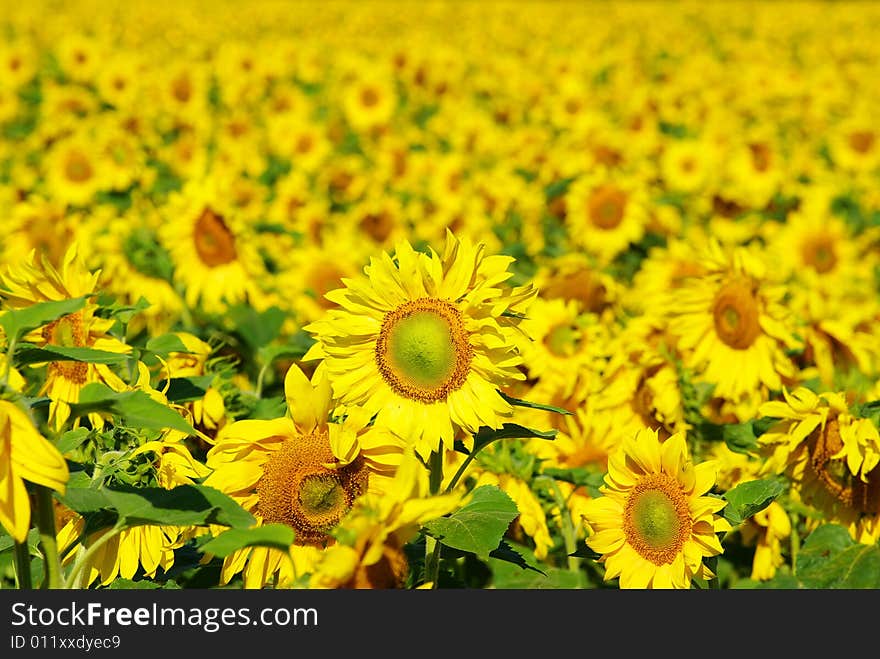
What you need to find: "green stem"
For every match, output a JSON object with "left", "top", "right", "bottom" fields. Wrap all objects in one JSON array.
[
  {"left": 13, "top": 540, "right": 32, "bottom": 590},
  {"left": 540, "top": 476, "right": 580, "bottom": 574},
  {"left": 64, "top": 524, "right": 123, "bottom": 589},
  {"left": 426, "top": 450, "right": 445, "bottom": 588},
  {"left": 428, "top": 449, "right": 444, "bottom": 495},
  {"left": 424, "top": 535, "right": 442, "bottom": 589},
  {"left": 790, "top": 514, "right": 800, "bottom": 575},
  {"left": 444, "top": 451, "right": 478, "bottom": 494},
  {"left": 34, "top": 486, "right": 62, "bottom": 589}
]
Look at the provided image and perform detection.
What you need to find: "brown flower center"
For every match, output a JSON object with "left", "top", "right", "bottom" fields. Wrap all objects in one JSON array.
[
  {"left": 542, "top": 268, "right": 609, "bottom": 314},
  {"left": 42, "top": 312, "right": 89, "bottom": 384},
  {"left": 587, "top": 185, "right": 627, "bottom": 230},
  {"left": 359, "top": 211, "right": 394, "bottom": 243},
  {"left": 360, "top": 87, "right": 379, "bottom": 108},
  {"left": 848, "top": 131, "right": 876, "bottom": 155},
  {"left": 712, "top": 278, "right": 761, "bottom": 350},
  {"left": 256, "top": 432, "right": 369, "bottom": 547},
  {"left": 346, "top": 543, "right": 409, "bottom": 589},
  {"left": 801, "top": 235, "right": 838, "bottom": 274},
  {"left": 171, "top": 74, "right": 192, "bottom": 103},
  {"left": 64, "top": 151, "right": 93, "bottom": 184},
  {"left": 808, "top": 418, "right": 880, "bottom": 515},
  {"left": 749, "top": 143, "right": 772, "bottom": 172},
  {"left": 306, "top": 261, "right": 346, "bottom": 310},
  {"left": 193, "top": 208, "right": 237, "bottom": 267}
]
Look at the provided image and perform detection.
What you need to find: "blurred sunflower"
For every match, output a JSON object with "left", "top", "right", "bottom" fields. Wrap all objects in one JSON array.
[
  {"left": 304, "top": 231, "right": 536, "bottom": 459},
  {"left": 758, "top": 387, "right": 880, "bottom": 543},
  {"left": 564, "top": 168, "right": 648, "bottom": 265},
  {"left": 0, "top": 244, "right": 131, "bottom": 431},
  {"left": 666, "top": 240, "right": 802, "bottom": 421},
  {"left": 159, "top": 178, "right": 266, "bottom": 314},
  {"left": 581, "top": 428, "right": 730, "bottom": 589}
]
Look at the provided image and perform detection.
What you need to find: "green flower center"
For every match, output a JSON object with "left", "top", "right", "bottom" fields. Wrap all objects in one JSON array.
[
  {"left": 631, "top": 490, "right": 681, "bottom": 550},
  {"left": 388, "top": 311, "right": 456, "bottom": 388},
  {"left": 624, "top": 473, "right": 691, "bottom": 565},
  {"left": 544, "top": 323, "right": 579, "bottom": 358},
  {"left": 299, "top": 474, "right": 346, "bottom": 521},
  {"left": 376, "top": 298, "right": 472, "bottom": 403}
]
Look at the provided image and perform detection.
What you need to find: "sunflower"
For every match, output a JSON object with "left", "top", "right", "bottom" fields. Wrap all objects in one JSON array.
[
  {"left": 709, "top": 442, "right": 791, "bottom": 581},
  {"left": 767, "top": 209, "right": 865, "bottom": 291},
  {"left": 159, "top": 178, "right": 266, "bottom": 314},
  {"left": 518, "top": 297, "right": 610, "bottom": 401},
  {"left": 563, "top": 168, "right": 648, "bottom": 265},
  {"left": 203, "top": 363, "right": 405, "bottom": 588},
  {"left": 159, "top": 332, "right": 228, "bottom": 434},
  {"left": 267, "top": 116, "right": 331, "bottom": 173},
  {"left": 43, "top": 133, "right": 108, "bottom": 207},
  {"left": 0, "top": 196, "right": 77, "bottom": 269},
  {"left": 666, "top": 240, "right": 802, "bottom": 421},
  {"left": 827, "top": 112, "right": 880, "bottom": 175},
  {"left": 758, "top": 386, "right": 880, "bottom": 543},
  {"left": 271, "top": 238, "right": 369, "bottom": 327},
  {"left": 309, "top": 450, "right": 461, "bottom": 589},
  {"left": 580, "top": 428, "right": 730, "bottom": 589},
  {"left": 342, "top": 74, "right": 397, "bottom": 133},
  {"left": 0, "top": 400, "right": 69, "bottom": 543},
  {"left": 0, "top": 244, "right": 132, "bottom": 431},
  {"left": 531, "top": 252, "right": 621, "bottom": 318},
  {"left": 0, "top": 39, "right": 37, "bottom": 90},
  {"left": 659, "top": 138, "right": 718, "bottom": 196},
  {"left": 303, "top": 231, "right": 537, "bottom": 459}
]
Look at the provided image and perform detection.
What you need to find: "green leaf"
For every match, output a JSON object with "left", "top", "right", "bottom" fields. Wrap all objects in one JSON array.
[
  {"left": 247, "top": 396, "right": 287, "bottom": 420},
  {"left": 106, "top": 578, "right": 163, "bottom": 589},
  {"left": 0, "top": 296, "right": 88, "bottom": 341},
  {"left": 490, "top": 560, "right": 583, "bottom": 589},
  {"left": 731, "top": 572, "right": 800, "bottom": 589},
  {"left": 423, "top": 485, "right": 519, "bottom": 560},
  {"left": 158, "top": 375, "right": 214, "bottom": 403},
  {"left": 70, "top": 382, "right": 195, "bottom": 434},
  {"left": 541, "top": 467, "right": 606, "bottom": 494},
  {"left": 145, "top": 334, "right": 194, "bottom": 355},
  {"left": 488, "top": 540, "right": 546, "bottom": 575},
  {"left": 56, "top": 428, "right": 91, "bottom": 455},
  {"left": 544, "top": 176, "right": 576, "bottom": 200},
  {"left": 58, "top": 484, "right": 255, "bottom": 532},
  {"left": 98, "top": 296, "right": 151, "bottom": 324},
  {"left": 723, "top": 421, "right": 760, "bottom": 455},
  {"left": 257, "top": 331, "right": 316, "bottom": 365},
  {"left": 796, "top": 524, "right": 880, "bottom": 589},
  {"left": 498, "top": 391, "right": 572, "bottom": 416},
  {"left": 15, "top": 345, "right": 131, "bottom": 366},
  {"left": 568, "top": 544, "right": 602, "bottom": 561},
  {"left": 200, "top": 524, "right": 295, "bottom": 558},
  {"left": 458, "top": 423, "right": 556, "bottom": 455},
  {"left": 228, "top": 305, "right": 286, "bottom": 351},
  {"left": 0, "top": 528, "right": 41, "bottom": 556},
  {"left": 721, "top": 478, "right": 784, "bottom": 526}
]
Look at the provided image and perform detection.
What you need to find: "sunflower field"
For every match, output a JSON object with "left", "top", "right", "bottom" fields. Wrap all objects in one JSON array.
[{"left": 1, "top": 0, "right": 880, "bottom": 592}]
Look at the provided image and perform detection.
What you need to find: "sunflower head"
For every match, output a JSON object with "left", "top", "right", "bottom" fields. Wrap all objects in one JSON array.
[
  {"left": 304, "top": 231, "right": 537, "bottom": 458},
  {"left": 581, "top": 428, "right": 730, "bottom": 589}
]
